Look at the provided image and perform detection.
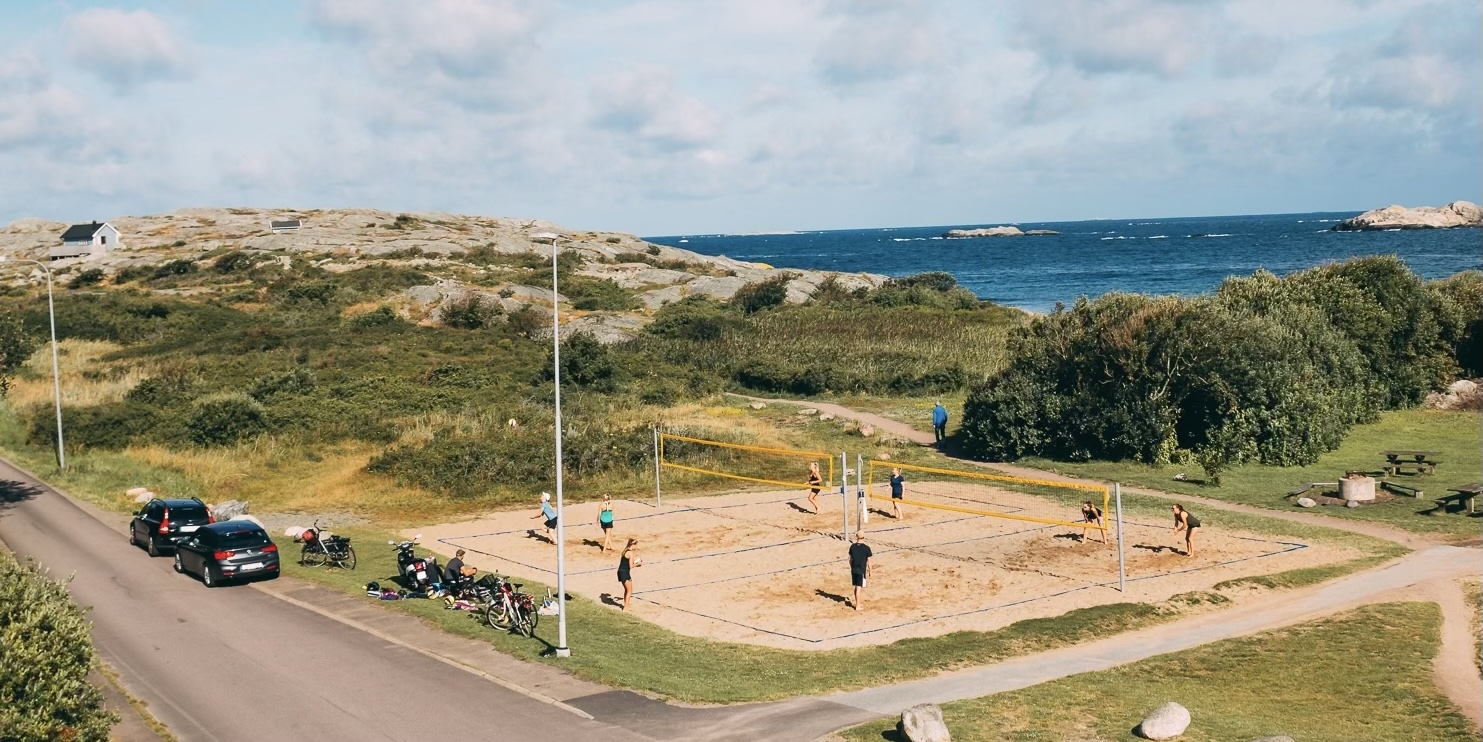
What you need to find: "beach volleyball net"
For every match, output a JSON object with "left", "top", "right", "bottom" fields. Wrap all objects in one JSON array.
[
  {"left": 864, "top": 460, "right": 1109, "bottom": 531},
  {"left": 657, "top": 432, "right": 835, "bottom": 492}
]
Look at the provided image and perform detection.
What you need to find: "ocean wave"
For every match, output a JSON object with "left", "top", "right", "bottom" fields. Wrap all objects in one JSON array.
[
  {"left": 1100, "top": 236, "right": 1138, "bottom": 240},
  {"left": 1187, "top": 233, "right": 1233, "bottom": 238},
  {"left": 1147, "top": 235, "right": 1169, "bottom": 239},
  {"left": 891, "top": 237, "right": 928, "bottom": 242},
  {"left": 678, "top": 239, "right": 689, "bottom": 243}
]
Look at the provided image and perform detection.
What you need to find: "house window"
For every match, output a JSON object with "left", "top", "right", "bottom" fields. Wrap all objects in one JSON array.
[{"left": 100, "top": 235, "right": 108, "bottom": 245}]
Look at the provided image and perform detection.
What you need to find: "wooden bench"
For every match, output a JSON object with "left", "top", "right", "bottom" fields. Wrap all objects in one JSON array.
[
  {"left": 1287, "top": 482, "right": 1337, "bottom": 497},
  {"left": 1380, "top": 450, "right": 1441, "bottom": 477},
  {"left": 1380, "top": 480, "right": 1424, "bottom": 498}
]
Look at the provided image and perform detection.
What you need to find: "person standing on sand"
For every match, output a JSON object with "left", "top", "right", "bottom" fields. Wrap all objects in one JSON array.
[
  {"left": 618, "top": 538, "right": 642, "bottom": 610},
  {"left": 806, "top": 461, "right": 824, "bottom": 513},
  {"left": 1172, "top": 503, "right": 1200, "bottom": 557},
  {"left": 1079, "top": 501, "right": 1106, "bottom": 544},
  {"left": 847, "top": 531, "right": 873, "bottom": 610},
  {"left": 530, "top": 492, "right": 558, "bottom": 543},
  {"left": 888, "top": 467, "right": 905, "bottom": 520},
  {"left": 931, "top": 402, "right": 949, "bottom": 444},
  {"left": 597, "top": 494, "right": 615, "bottom": 553}
]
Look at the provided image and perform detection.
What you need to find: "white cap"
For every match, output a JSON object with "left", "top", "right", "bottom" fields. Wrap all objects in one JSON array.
[{"left": 541, "top": 491, "right": 551, "bottom": 502}]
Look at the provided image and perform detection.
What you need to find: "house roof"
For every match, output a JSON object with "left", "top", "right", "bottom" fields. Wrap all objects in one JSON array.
[
  {"left": 60, "top": 222, "right": 107, "bottom": 241},
  {"left": 269, "top": 220, "right": 301, "bottom": 229}
]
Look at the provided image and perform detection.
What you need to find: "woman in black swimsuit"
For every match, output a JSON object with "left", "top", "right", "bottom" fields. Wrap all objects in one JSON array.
[
  {"left": 618, "top": 538, "right": 642, "bottom": 610},
  {"left": 1172, "top": 504, "right": 1200, "bottom": 557},
  {"left": 806, "top": 462, "right": 824, "bottom": 514},
  {"left": 1079, "top": 501, "right": 1106, "bottom": 544}
]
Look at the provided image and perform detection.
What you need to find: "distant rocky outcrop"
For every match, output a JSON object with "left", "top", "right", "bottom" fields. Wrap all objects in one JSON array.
[
  {"left": 1331, "top": 201, "right": 1482, "bottom": 231},
  {"left": 943, "top": 226, "right": 1058, "bottom": 238},
  {"left": 0, "top": 207, "right": 890, "bottom": 344}
]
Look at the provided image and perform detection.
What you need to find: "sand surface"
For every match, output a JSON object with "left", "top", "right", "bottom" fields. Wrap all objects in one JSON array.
[{"left": 414, "top": 482, "right": 1360, "bottom": 650}]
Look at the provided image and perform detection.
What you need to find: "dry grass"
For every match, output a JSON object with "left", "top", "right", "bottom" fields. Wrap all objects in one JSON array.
[{"left": 10, "top": 340, "right": 151, "bottom": 411}]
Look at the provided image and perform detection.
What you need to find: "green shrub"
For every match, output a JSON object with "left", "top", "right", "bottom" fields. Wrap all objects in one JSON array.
[
  {"left": 186, "top": 393, "right": 268, "bottom": 446},
  {"left": 733, "top": 273, "right": 792, "bottom": 314},
  {"left": 441, "top": 295, "right": 500, "bottom": 330},
  {"left": 564, "top": 277, "right": 636, "bottom": 311},
  {"left": 67, "top": 269, "right": 105, "bottom": 289},
  {"left": 152, "top": 259, "right": 197, "bottom": 279},
  {"left": 28, "top": 401, "right": 161, "bottom": 450},
  {"left": 249, "top": 368, "right": 316, "bottom": 401},
  {"left": 112, "top": 265, "right": 152, "bottom": 284},
  {"left": 214, "top": 251, "right": 255, "bottom": 274},
  {"left": 545, "top": 333, "right": 622, "bottom": 390},
  {"left": 0, "top": 310, "right": 35, "bottom": 398},
  {"left": 0, "top": 553, "right": 117, "bottom": 742},
  {"left": 506, "top": 304, "right": 549, "bottom": 338},
  {"left": 349, "top": 306, "right": 404, "bottom": 330},
  {"left": 1431, "top": 270, "right": 1483, "bottom": 377}
]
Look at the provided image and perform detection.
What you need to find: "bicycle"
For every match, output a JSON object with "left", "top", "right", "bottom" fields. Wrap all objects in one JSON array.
[
  {"left": 482, "top": 573, "right": 539, "bottom": 638},
  {"left": 299, "top": 518, "right": 357, "bottom": 570}
]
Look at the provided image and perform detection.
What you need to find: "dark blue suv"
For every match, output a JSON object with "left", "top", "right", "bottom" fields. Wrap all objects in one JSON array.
[{"left": 129, "top": 497, "right": 213, "bottom": 556}]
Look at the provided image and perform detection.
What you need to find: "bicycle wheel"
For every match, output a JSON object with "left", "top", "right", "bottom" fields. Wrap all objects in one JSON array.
[
  {"left": 301, "top": 544, "right": 326, "bottom": 567},
  {"left": 486, "top": 598, "right": 513, "bottom": 629},
  {"left": 335, "top": 546, "right": 357, "bottom": 570},
  {"left": 516, "top": 609, "right": 535, "bottom": 638}
]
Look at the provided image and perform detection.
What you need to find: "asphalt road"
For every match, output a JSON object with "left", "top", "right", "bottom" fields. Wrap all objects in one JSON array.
[{"left": 0, "top": 459, "right": 654, "bottom": 742}]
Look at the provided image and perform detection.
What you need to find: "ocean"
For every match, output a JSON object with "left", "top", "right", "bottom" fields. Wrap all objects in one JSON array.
[{"left": 645, "top": 212, "right": 1482, "bottom": 313}]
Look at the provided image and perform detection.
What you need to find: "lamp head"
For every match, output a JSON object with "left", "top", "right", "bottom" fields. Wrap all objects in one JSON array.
[{"left": 531, "top": 232, "right": 562, "bottom": 244}]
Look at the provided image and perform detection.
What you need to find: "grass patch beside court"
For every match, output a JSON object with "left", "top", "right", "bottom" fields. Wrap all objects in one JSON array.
[
  {"left": 1465, "top": 580, "right": 1481, "bottom": 675},
  {"left": 840, "top": 601, "right": 1475, "bottom": 742},
  {"left": 1020, "top": 408, "right": 1481, "bottom": 540}
]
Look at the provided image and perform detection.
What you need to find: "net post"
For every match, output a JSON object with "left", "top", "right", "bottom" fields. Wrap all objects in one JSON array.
[
  {"left": 857, "top": 453, "right": 867, "bottom": 526},
  {"left": 653, "top": 426, "right": 662, "bottom": 507},
  {"left": 1114, "top": 483, "right": 1126, "bottom": 593},
  {"left": 840, "top": 451, "right": 849, "bottom": 540}
]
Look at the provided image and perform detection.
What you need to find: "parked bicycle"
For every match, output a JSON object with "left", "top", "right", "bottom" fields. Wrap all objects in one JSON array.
[
  {"left": 482, "top": 573, "right": 539, "bottom": 638},
  {"left": 300, "top": 519, "right": 356, "bottom": 569}
]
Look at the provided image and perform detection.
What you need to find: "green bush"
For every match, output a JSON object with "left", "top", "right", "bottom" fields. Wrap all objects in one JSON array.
[
  {"left": 0, "top": 553, "right": 117, "bottom": 742},
  {"left": 213, "top": 251, "right": 255, "bottom": 274},
  {"left": 0, "top": 310, "right": 35, "bottom": 398},
  {"left": 186, "top": 393, "right": 268, "bottom": 446},
  {"left": 564, "top": 277, "right": 636, "bottom": 311},
  {"left": 506, "top": 304, "right": 549, "bottom": 338},
  {"left": 67, "top": 269, "right": 105, "bottom": 289},
  {"left": 732, "top": 274, "right": 792, "bottom": 314},
  {"left": 249, "top": 368, "right": 316, "bottom": 401},
  {"left": 1431, "top": 270, "right": 1483, "bottom": 377},
  {"left": 28, "top": 401, "right": 161, "bottom": 451},
  {"left": 152, "top": 259, "right": 197, "bottom": 279},
  {"left": 545, "top": 333, "right": 622, "bottom": 391},
  {"left": 348, "top": 306, "right": 404, "bottom": 330},
  {"left": 441, "top": 295, "right": 500, "bottom": 330}
]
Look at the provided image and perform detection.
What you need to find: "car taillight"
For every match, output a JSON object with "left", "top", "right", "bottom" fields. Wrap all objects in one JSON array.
[
  {"left": 158, "top": 511, "right": 170, "bottom": 534},
  {"left": 212, "top": 550, "right": 234, "bottom": 560},
  {"left": 207, "top": 511, "right": 215, "bottom": 524},
  {"left": 262, "top": 544, "right": 278, "bottom": 554}
]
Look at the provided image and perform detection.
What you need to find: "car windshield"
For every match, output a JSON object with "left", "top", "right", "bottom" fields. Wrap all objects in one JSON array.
[
  {"left": 215, "top": 530, "right": 271, "bottom": 548},
  {"left": 170, "top": 506, "right": 209, "bottom": 522}
]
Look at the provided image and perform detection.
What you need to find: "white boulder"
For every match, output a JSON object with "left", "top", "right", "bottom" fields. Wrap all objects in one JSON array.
[
  {"left": 1138, "top": 701, "right": 1191, "bottom": 740},
  {"left": 213, "top": 499, "right": 250, "bottom": 520},
  {"left": 857, "top": 424, "right": 876, "bottom": 438},
  {"left": 126, "top": 487, "right": 149, "bottom": 497},
  {"left": 819, "top": 413, "right": 836, "bottom": 421},
  {"left": 749, "top": 402, "right": 767, "bottom": 410},
  {"left": 132, "top": 491, "right": 155, "bottom": 504},
  {"left": 944, "top": 226, "right": 1024, "bottom": 238},
  {"left": 798, "top": 408, "right": 819, "bottom": 416},
  {"left": 898, "top": 703, "right": 951, "bottom": 742},
  {"left": 1296, "top": 497, "right": 1317, "bottom": 508}
]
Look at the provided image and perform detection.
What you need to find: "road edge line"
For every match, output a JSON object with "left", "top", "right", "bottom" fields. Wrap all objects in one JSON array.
[{"left": 250, "top": 580, "right": 594, "bottom": 720}]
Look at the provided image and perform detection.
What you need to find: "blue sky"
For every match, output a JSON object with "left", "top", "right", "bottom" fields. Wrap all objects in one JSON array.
[{"left": 1, "top": 0, "right": 1478, "bottom": 235}]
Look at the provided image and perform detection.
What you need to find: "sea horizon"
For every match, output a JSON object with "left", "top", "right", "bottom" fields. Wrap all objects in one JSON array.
[{"left": 646, "top": 209, "right": 1482, "bottom": 313}]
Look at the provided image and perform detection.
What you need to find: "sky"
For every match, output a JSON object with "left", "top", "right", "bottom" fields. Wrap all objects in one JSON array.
[{"left": 0, "top": 0, "right": 1478, "bottom": 235}]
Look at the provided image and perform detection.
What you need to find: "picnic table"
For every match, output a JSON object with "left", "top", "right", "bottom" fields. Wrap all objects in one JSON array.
[
  {"left": 1380, "top": 450, "right": 1441, "bottom": 477},
  {"left": 1434, "top": 482, "right": 1482, "bottom": 515}
]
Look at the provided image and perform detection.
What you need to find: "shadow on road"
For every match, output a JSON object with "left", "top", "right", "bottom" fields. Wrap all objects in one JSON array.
[{"left": 0, "top": 478, "right": 47, "bottom": 516}]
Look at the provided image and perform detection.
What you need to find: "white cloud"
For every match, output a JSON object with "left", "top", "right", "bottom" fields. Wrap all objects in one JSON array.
[
  {"left": 588, "top": 65, "right": 721, "bottom": 152},
  {"left": 813, "top": 0, "right": 941, "bottom": 87},
  {"left": 1016, "top": 0, "right": 1208, "bottom": 78},
  {"left": 0, "top": 52, "right": 87, "bottom": 150},
  {"left": 65, "top": 8, "right": 191, "bottom": 92},
  {"left": 1327, "top": 6, "right": 1482, "bottom": 112}
]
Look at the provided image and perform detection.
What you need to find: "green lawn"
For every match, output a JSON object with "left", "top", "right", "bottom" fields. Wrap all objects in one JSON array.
[
  {"left": 1465, "top": 580, "right": 1481, "bottom": 674},
  {"left": 1021, "top": 409, "right": 1481, "bottom": 540},
  {"left": 841, "top": 602, "right": 1476, "bottom": 742}
]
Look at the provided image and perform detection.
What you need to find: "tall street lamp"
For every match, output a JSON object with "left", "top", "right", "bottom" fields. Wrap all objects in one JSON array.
[
  {"left": 0, "top": 256, "right": 65, "bottom": 469},
  {"left": 531, "top": 231, "right": 571, "bottom": 658}
]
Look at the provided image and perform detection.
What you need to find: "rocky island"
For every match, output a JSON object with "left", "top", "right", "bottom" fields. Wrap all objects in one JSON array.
[
  {"left": 1330, "top": 201, "right": 1482, "bottom": 231},
  {"left": 943, "top": 226, "right": 1059, "bottom": 238}
]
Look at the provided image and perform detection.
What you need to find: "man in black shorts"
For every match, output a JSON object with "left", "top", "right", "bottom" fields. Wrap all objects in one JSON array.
[{"left": 847, "top": 531, "right": 872, "bottom": 611}]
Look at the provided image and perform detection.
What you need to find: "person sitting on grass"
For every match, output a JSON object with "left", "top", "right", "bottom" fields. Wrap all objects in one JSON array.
[
  {"left": 531, "top": 492, "right": 558, "bottom": 543},
  {"left": 1079, "top": 501, "right": 1106, "bottom": 544}
]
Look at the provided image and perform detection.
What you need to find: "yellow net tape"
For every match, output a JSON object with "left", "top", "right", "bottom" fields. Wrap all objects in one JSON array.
[
  {"left": 659, "top": 434, "right": 835, "bottom": 491},
  {"left": 867, "top": 460, "right": 1108, "bottom": 532}
]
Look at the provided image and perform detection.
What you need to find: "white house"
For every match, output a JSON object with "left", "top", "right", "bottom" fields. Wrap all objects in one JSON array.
[
  {"left": 52, "top": 221, "right": 121, "bottom": 260},
  {"left": 270, "top": 219, "right": 302, "bottom": 233}
]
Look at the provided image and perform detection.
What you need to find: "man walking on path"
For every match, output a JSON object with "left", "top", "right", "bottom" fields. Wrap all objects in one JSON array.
[
  {"left": 848, "top": 532, "right": 873, "bottom": 610},
  {"left": 931, "top": 402, "right": 949, "bottom": 444}
]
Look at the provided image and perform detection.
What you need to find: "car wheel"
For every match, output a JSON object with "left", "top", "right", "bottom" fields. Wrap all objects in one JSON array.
[
  {"left": 202, "top": 567, "right": 218, "bottom": 588},
  {"left": 173, "top": 554, "right": 185, "bottom": 574},
  {"left": 129, "top": 526, "right": 139, "bottom": 548},
  {"left": 147, "top": 537, "right": 160, "bottom": 557}
]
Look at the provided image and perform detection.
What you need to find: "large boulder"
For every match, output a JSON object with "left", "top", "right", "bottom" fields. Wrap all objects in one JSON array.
[
  {"left": 1331, "top": 201, "right": 1482, "bottom": 231},
  {"left": 212, "top": 500, "right": 250, "bottom": 520},
  {"left": 897, "top": 703, "right": 951, "bottom": 742},
  {"left": 1138, "top": 701, "right": 1191, "bottom": 740},
  {"left": 1295, "top": 497, "right": 1317, "bottom": 508}
]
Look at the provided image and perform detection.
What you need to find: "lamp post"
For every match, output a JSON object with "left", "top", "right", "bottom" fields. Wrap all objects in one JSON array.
[
  {"left": 531, "top": 232, "right": 570, "bottom": 658},
  {"left": 0, "top": 257, "right": 65, "bottom": 470}
]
